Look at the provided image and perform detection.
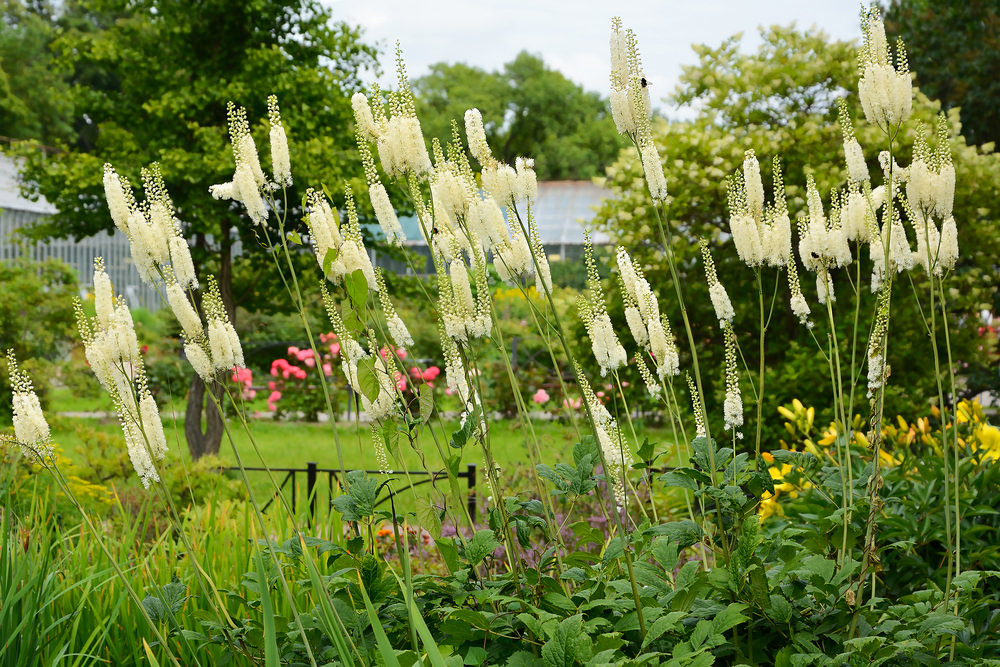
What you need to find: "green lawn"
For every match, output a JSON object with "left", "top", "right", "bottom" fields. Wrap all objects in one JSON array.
[{"left": 41, "top": 389, "right": 678, "bottom": 524}]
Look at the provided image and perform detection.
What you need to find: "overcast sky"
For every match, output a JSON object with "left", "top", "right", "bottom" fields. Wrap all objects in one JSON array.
[{"left": 326, "top": 0, "right": 863, "bottom": 116}]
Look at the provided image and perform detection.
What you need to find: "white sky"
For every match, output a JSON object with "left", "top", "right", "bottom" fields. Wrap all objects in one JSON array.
[{"left": 325, "top": 0, "right": 862, "bottom": 115}]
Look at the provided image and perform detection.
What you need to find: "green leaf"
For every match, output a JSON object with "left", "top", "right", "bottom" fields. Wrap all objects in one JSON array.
[
  {"left": 711, "top": 603, "right": 749, "bottom": 635},
  {"left": 436, "top": 538, "right": 459, "bottom": 574},
  {"left": 506, "top": 651, "right": 542, "bottom": 667},
  {"left": 342, "top": 301, "right": 364, "bottom": 337},
  {"left": 287, "top": 229, "right": 303, "bottom": 245},
  {"left": 464, "top": 646, "right": 488, "bottom": 665},
  {"left": 573, "top": 436, "right": 598, "bottom": 466},
  {"left": 768, "top": 595, "right": 793, "bottom": 623},
  {"left": 602, "top": 537, "right": 624, "bottom": 565},
  {"left": 449, "top": 412, "right": 475, "bottom": 449},
  {"left": 415, "top": 496, "right": 443, "bottom": 535},
  {"left": 388, "top": 568, "right": 448, "bottom": 667},
  {"left": 355, "top": 356, "right": 381, "bottom": 403},
  {"left": 652, "top": 537, "right": 679, "bottom": 573},
  {"left": 322, "top": 246, "right": 339, "bottom": 277},
  {"left": 542, "top": 615, "right": 589, "bottom": 667},
  {"left": 141, "top": 639, "right": 163, "bottom": 667},
  {"left": 747, "top": 564, "right": 771, "bottom": 608},
  {"left": 463, "top": 529, "right": 500, "bottom": 566},
  {"left": 658, "top": 470, "right": 701, "bottom": 490},
  {"left": 419, "top": 383, "right": 434, "bottom": 421},
  {"left": 254, "top": 550, "right": 280, "bottom": 667},
  {"left": 141, "top": 576, "right": 187, "bottom": 626},
  {"left": 636, "top": 437, "right": 656, "bottom": 464},
  {"left": 345, "top": 268, "right": 369, "bottom": 309},
  {"left": 641, "top": 611, "right": 686, "bottom": 649},
  {"left": 644, "top": 520, "right": 703, "bottom": 549},
  {"left": 331, "top": 470, "right": 380, "bottom": 522}
]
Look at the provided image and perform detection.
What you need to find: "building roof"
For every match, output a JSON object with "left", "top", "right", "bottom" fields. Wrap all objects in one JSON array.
[{"left": 0, "top": 154, "right": 56, "bottom": 215}]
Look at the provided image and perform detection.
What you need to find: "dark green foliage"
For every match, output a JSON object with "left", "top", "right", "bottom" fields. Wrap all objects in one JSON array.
[
  {"left": 414, "top": 52, "right": 627, "bottom": 180},
  {"left": 884, "top": 0, "right": 1000, "bottom": 148},
  {"left": 0, "top": 257, "right": 78, "bottom": 420}
]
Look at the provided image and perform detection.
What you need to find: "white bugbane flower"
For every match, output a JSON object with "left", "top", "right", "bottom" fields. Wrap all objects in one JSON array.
[
  {"left": 167, "top": 282, "right": 203, "bottom": 341},
  {"left": 722, "top": 325, "right": 743, "bottom": 435},
  {"left": 857, "top": 8, "right": 911, "bottom": 133},
  {"left": 267, "top": 95, "right": 292, "bottom": 187},
  {"left": 700, "top": 240, "right": 735, "bottom": 327},
  {"left": 640, "top": 141, "right": 667, "bottom": 200},
  {"left": 352, "top": 92, "right": 378, "bottom": 142},
  {"left": 6, "top": 351, "right": 53, "bottom": 461},
  {"left": 103, "top": 164, "right": 132, "bottom": 234}
]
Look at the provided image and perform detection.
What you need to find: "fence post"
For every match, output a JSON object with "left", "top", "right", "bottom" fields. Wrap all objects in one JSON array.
[
  {"left": 467, "top": 464, "right": 477, "bottom": 521},
  {"left": 306, "top": 462, "right": 318, "bottom": 528}
]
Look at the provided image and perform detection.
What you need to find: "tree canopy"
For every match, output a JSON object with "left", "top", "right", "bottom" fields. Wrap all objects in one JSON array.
[
  {"left": 413, "top": 51, "right": 626, "bottom": 180},
  {"left": 884, "top": 0, "right": 1000, "bottom": 147},
  {"left": 592, "top": 25, "right": 1000, "bottom": 433},
  {"left": 12, "top": 0, "right": 377, "bottom": 457}
]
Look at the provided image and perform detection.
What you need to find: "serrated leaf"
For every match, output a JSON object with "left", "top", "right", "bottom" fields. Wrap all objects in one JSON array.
[
  {"left": 415, "top": 496, "right": 443, "bottom": 535},
  {"left": 711, "top": 603, "right": 749, "bottom": 635},
  {"left": 652, "top": 537, "right": 679, "bottom": 573},
  {"left": 658, "top": 470, "right": 700, "bottom": 490},
  {"left": 463, "top": 529, "right": 500, "bottom": 566},
  {"left": 602, "top": 537, "right": 624, "bottom": 565},
  {"left": 747, "top": 564, "right": 770, "bottom": 608},
  {"left": 768, "top": 594, "right": 793, "bottom": 623},
  {"left": 331, "top": 470, "right": 380, "bottom": 522},
  {"left": 644, "top": 520, "right": 702, "bottom": 549},
  {"left": 641, "top": 611, "right": 686, "bottom": 649},
  {"left": 542, "top": 615, "right": 589, "bottom": 667},
  {"left": 573, "top": 436, "right": 598, "bottom": 466}
]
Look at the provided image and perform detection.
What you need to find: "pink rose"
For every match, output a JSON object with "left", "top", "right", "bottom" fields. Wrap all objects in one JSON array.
[
  {"left": 268, "top": 381, "right": 277, "bottom": 391},
  {"left": 287, "top": 346, "right": 300, "bottom": 356},
  {"left": 533, "top": 388, "right": 550, "bottom": 404},
  {"left": 422, "top": 366, "right": 441, "bottom": 381},
  {"left": 322, "top": 363, "right": 333, "bottom": 377}
]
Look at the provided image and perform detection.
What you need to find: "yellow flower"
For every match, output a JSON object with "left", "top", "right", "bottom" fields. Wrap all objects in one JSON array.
[{"left": 973, "top": 424, "right": 1000, "bottom": 461}]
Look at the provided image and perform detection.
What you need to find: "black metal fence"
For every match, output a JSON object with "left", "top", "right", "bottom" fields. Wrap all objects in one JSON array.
[{"left": 222, "top": 463, "right": 478, "bottom": 526}]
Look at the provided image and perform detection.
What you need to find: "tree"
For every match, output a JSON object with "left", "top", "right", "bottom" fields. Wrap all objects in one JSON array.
[
  {"left": 16, "top": 0, "right": 377, "bottom": 459},
  {"left": 592, "top": 25, "right": 1000, "bottom": 434},
  {"left": 0, "top": 0, "right": 74, "bottom": 145},
  {"left": 0, "top": 257, "right": 78, "bottom": 420},
  {"left": 884, "top": 0, "right": 1000, "bottom": 147},
  {"left": 414, "top": 51, "right": 626, "bottom": 180}
]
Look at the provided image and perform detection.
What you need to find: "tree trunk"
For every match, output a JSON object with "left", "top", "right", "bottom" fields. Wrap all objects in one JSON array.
[
  {"left": 184, "top": 373, "right": 225, "bottom": 459},
  {"left": 183, "top": 220, "right": 236, "bottom": 460}
]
